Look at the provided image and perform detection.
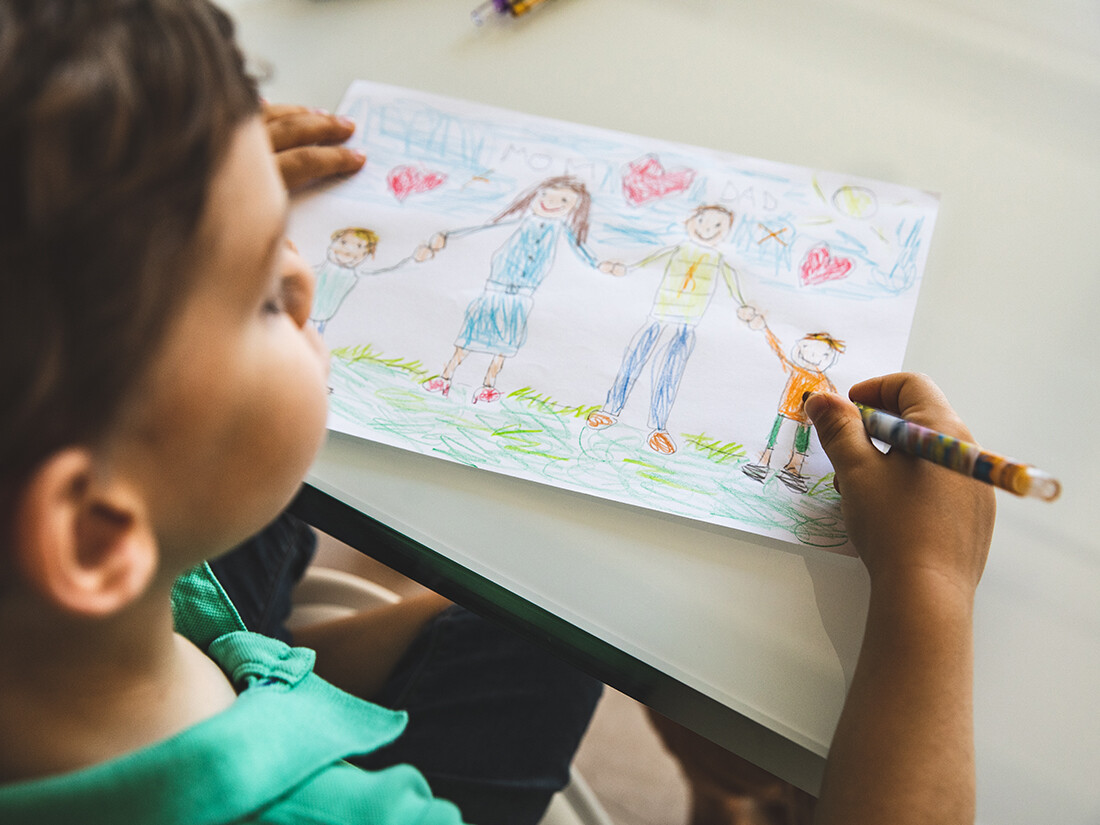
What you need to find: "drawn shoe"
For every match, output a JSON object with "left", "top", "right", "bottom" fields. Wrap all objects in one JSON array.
[
  {"left": 647, "top": 430, "right": 676, "bottom": 455},
  {"left": 472, "top": 385, "right": 502, "bottom": 404},
  {"left": 586, "top": 411, "right": 618, "bottom": 430},
  {"left": 741, "top": 463, "right": 769, "bottom": 482},
  {"left": 777, "top": 469, "right": 809, "bottom": 494},
  {"left": 423, "top": 376, "right": 450, "bottom": 397}
]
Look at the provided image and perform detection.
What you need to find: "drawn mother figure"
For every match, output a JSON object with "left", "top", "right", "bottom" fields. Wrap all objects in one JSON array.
[{"left": 417, "top": 175, "right": 597, "bottom": 403}]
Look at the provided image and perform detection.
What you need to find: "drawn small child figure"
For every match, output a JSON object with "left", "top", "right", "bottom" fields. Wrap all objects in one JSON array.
[
  {"left": 740, "top": 308, "right": 846, "bottom": 493},
  {"left": 310, "top": 226, "right": 379, "bottom": 334}
]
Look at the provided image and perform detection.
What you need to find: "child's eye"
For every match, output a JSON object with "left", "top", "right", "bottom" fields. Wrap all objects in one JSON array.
[{"left": 262, "top": 292, "right": 286, "bottom": 316}]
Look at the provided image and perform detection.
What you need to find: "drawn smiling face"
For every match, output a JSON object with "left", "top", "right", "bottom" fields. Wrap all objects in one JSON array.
[
  {"left": 793, "top": 337, "right": 838, "bottom": 370},
  {"left": 686, "top": 209, "right": 733, "bottom": 246},
  {"left": 531, "top": 185, "right": 580, "bottom": 219},
  {"left": 328, "top": 232, "right": 374, "bottom": 268}
]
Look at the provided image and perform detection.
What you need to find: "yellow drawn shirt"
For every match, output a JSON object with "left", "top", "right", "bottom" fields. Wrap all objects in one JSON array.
[{"left": 636, "top": 242, "right": 745, "bottom": 323}]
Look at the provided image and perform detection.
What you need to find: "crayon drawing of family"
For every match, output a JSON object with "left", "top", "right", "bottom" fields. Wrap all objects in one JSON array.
[{"left": 314, "top": 174, "right": 845, "bottom": 496}]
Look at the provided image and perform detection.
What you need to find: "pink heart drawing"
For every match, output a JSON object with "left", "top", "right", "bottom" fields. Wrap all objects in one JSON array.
[
  {"left": 621, "top": 154, "right": 695, "bottom": 206},
  {"left": 387, "top": 165, "right": 447, "bottom": 202},
  {"left": 800, "top": 244, "right": 853, "bottom": 286}
]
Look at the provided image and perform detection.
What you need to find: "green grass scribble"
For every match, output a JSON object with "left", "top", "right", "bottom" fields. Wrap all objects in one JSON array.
[
  {"left": 332, "top": 344, "right": 427, "bottom": 378},
  {"left": 682, "top": 432, "right": 746, "bottom": 464}
]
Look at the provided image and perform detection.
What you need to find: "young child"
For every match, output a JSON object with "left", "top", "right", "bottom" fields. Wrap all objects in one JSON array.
[
  {"left": 0, "top": 3, "right": 996, "bottom": 825},
  {"left": 0, "top": 3, "right": 600, "bottom": 824}
]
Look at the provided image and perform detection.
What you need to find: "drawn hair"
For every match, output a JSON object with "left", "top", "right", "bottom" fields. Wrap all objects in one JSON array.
[
  {"left": 492, "top": 175, "right": 593, "bottom": 245},
  {"left": 332, "top": 227, "right": 379, "bottom": 255},
  {"left": 0, "top": 0, "right": 259, "bottom": 544},
  {"left": 804, "top": 332, "right": 846, "bottom": 353},
  {"left": 688, "top": 204, "right": 735, "bottom": 224}
]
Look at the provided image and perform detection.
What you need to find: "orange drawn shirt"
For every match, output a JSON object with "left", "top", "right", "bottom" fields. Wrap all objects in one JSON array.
[{"left": 766, "top": 329, "right": 836, "bottom": 423}]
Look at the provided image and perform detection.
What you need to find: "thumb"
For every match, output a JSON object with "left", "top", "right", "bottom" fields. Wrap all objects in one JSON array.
[{"left": 805, "top": 393, "right": 872, "bottom": 478}]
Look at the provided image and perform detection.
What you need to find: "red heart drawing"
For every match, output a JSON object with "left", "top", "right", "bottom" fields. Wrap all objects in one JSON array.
[
  {"left": 800, "top": 244, "right": 853, "bottom": 286},
  {"left": 387, "top": 165, "right": 447, "bottom": 202},
  {"left": 621, "top": 154, "right": 695, "bottom": 206}
]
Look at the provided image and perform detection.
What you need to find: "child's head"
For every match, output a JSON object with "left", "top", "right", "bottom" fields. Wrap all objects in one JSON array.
[
  {"left": 328, "top": 227, "right": 379, "bottom": 267},
  {"left": 0, "top": 0, "right": 328, "bottom": 611},
  {"left": 792, "top": 332, "right": 845, "bottom": 371},
  {"left": 685, "top": 205, "right": 735, "bottom": 246}
]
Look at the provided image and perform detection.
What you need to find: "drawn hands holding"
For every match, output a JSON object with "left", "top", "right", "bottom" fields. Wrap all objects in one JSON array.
[
  {"left": 414, "top": 232, "right": 448, "bottom": 262},
  {"left": 598, "top": 260, "right": 626, "bottom": 277},
  {"left": 737, "top": 304, "right": 767, "bottom": 330}
]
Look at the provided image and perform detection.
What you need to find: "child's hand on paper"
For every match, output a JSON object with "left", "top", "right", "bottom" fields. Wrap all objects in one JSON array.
[
  {"left": 805, "top": 373, "right": 995, "bottom": 596},
  {"left": 263, "top": 102, "right": 366, "bottom": 192}
]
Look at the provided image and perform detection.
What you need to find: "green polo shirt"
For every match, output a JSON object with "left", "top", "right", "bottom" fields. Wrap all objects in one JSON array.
[{"left": 0, "top": 564, "right": 467, "bottom": 825}]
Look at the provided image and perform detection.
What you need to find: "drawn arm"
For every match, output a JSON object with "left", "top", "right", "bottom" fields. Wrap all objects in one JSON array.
[
  {"left": 414, "top": 218, "right": 521, "bottom": 262},
  {"left": 720, "top": 259, "right": 747, "bottom": 306},
  {"left": 566, "top": 229, "right": 598, "bottom": 269},
  {"left": 764, "top": 327, "right": 793, "bottom": 373},
  {"left": 360, "top": 254, "right": 415, "bottom": 277},
  {"left": 599, "top": 243, "right": 677, "bottom": 279},
  {"left": 631, "top": 244, "right": 677, "bottom": 271}
]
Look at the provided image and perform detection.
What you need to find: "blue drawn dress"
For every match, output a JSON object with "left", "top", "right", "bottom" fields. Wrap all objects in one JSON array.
[{"left": 453, "top": 214, "right": 596, "bottom": 357}]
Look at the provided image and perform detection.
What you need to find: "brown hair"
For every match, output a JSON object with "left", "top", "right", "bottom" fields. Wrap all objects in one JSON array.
[
  {"left": 492, "top": 175, "right": 592, "bottom": 246},
  {"left": 0, "top": 0, "right": 260, "bottom": 540},
  {"left": 688, "top": 204, "right": 735, "bottom": 224},
  {"left": 331, "top": 227, "right": 379, "bottom": 256},
  {"left": 804, "top": 332, "right": 847, "bottom": 353}
]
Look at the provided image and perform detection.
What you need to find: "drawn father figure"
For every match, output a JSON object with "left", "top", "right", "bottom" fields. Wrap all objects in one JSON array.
[{"left": 587, "top": 204, "right": 760, "bottom": 454}]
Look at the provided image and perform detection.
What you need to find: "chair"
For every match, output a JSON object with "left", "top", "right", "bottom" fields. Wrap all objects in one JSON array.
[{"left": 288, "top": 566, "right": 614, "bottom": 825}]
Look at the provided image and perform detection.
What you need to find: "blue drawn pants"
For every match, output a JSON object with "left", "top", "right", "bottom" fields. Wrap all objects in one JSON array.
[
  {"left": 211, "top": 513, "right": 602, "bottom": 825},
  {"left": 604, "top": 319, "right": 696, "bottom": 431}
]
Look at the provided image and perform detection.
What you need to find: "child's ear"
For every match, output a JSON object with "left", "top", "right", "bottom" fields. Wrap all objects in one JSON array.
[{"left": 13, "top": 449, "right": 157, "bottom": 617}]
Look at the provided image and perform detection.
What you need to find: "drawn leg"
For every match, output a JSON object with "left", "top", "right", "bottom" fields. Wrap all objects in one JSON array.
[
  {"left": 472, "top": 355, "right": 506, "bottom": 404},
  {"left": 423, "top": 346, "right": 467, "bottom": 397},
  {"left": 605, "top": 321, "right": 663, "bottom": 415},
  {"left": 778, "top": 423, "right": 812, "bottom": 493},
  {"left": 646, "top": 324, "right": 695, "bottom": 454},
  {"left": 742, "top": 415, "right": 784, "bottom": 483}
]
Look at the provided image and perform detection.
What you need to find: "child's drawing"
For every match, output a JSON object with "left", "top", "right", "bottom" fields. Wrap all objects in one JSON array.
[
  {"left": 585, "top": 204, "right": 749, "bottom": 455},
  {"left": 288, "top": 81, "right": 940, "bottom": 552},
  {"left": 311, "top": 227, "right": 377, "bottom": 333},
  {"left": 415, "top": 176, "right": 598, "bottom": 404},
  {"left": 739, "top": 313, "right": 844, "bottom": 493}
]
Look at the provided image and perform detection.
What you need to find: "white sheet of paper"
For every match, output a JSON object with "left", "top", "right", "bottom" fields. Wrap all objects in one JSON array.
[{"left": 289, "top": 80, "right": 938, "bottom": 552}]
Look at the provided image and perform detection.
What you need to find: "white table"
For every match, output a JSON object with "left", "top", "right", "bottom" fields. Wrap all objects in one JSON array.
[{"left": 224, "top": 1, "right": 1100, "bottom": 820}]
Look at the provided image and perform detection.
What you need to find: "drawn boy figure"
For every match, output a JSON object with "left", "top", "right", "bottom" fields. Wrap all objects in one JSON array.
[
  {"left": 587, "top": 204, "right": 752, "bottom": 454},
  {"left": 741, "top": 313, "right": 846, "bottom": 492},
  {"left": 310, "top": 226, "right": 380, "bottom": 334}
]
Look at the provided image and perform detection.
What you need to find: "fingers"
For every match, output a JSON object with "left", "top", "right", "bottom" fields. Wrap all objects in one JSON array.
[
  {"left": 849, "top": 372, "right": 972, "bottom": 441},
  {"left": 262, "top": 103, "right": 366, "bottom": 191},
  {"left": 265, "top": 108, "right": 355, "bottom": 151},
  {"left": 805, "top": 392, "right": 875, "bottom": 483},
  {"left": 277, "top": 145, "right": 366, "bottom": 192}
]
